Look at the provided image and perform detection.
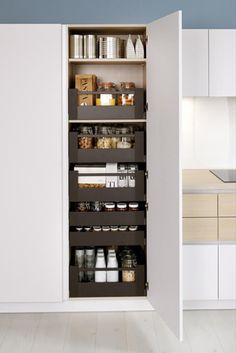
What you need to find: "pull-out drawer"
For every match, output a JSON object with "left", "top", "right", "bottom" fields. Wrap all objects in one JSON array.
[
  {"left": 183, "top": 194, "right": 217, "bottom": 217},
  {"left": 183, "top": 218, "right": 217, "bottom": 241},
  {"left": 219, "top": 218, "right": 236, "bottom": 241},
  {"left": 219, "top": 194, "right": 236, "bottom": 217}
]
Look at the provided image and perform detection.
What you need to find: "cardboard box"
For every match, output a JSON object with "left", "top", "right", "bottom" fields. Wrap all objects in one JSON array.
[{"left": 75, "top": 74, "right": 97, "bottom": 106}]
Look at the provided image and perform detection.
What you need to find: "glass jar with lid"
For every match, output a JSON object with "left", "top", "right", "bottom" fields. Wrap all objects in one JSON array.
[
  {"left": 118, "top": 164, "right": 128, "bottom": 188},
  {"left": 116, "top": 126, "right": 132, "bottom": 149},
  {"left": 78, "top": 126, "right": 93, "bottom": 149},
  {"left": 104, "top": 202, "right": 116, "bottom": 212},
  {"left": 118, "top": 82, "right": 135, "bottom": 106},
  {"left": 121, "top": 249, "right": 137, "bottom": 282},
  {"left": 96, "top": 82, "right": 116, "bottom": 106},
  {"left": 96, "top": 125, "right": 112, "bottom": 149}
]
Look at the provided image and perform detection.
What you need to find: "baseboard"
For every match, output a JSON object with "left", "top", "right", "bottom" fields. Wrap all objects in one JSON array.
[
  {"left": 184, "top": 300, "right": 236, "bottom": 310},
  {"left": 0, "top": 297, "right": 154, "bottom": 313}
]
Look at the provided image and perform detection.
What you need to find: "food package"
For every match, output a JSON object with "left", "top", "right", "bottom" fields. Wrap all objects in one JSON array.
[
  {"left": 74, "top": 165, "right": 106, "bottom": 188},
  {"left": 75, "top": 74, "right": 97, "bottom": 106}
]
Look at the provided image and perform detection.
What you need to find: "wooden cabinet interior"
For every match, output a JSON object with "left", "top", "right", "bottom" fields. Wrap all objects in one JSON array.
[{"left": 68, "top": 25, "right": 147, "bottom": 298}]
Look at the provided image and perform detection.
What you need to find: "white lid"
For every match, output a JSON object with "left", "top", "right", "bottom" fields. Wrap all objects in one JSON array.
[
  {"left": 117, "top": 203, "right": 127, "bottom": 209},
  {"left": 129, "top": 202, "right": 139, "bottom": 208},
  {"left": 86, "top": 249, "right": 94, "bottom": 255},
  {"left": 75, "top": 249, "right": 84, "bottom": 254},
  {"left": 105, "top": 203, "right": 115, "bottom": 209}
]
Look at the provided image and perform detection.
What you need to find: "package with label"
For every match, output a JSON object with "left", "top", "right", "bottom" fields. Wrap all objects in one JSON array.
[
  {"left": 74, "top": 165, "right": 106, "bottom": 188},
  {"left": 75, "top": 74, "right": 97, "bottom": 106},
  {"left": 106, "top": 163, "right": 118, "bottom": 188}
]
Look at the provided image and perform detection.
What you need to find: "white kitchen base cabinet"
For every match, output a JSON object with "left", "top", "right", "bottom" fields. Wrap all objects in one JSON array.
[
  {"left": 182, "top": 29, "right": 208, "bottom": 96},
  {"left": 219, "top": 245, "right": 236, "bottom": 300},
  {"left": 183, "top": 245, "right": 218, "bottom": 300},
  {"left": 209, "top": 29, "right": 236, "bottom": 96}
]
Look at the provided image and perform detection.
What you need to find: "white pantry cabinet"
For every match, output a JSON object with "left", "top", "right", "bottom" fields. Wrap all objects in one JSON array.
[
  {"left": 209, "top": 29, "right": 236, "bottom": 96},
  {"left": 0, "top": 25, "right": 63, "bottom": 302},
  {"left": 183, "top": 245, "right": 218, "bottom": 300},
  {"left": 182, "top": 29, "right": 208, "bottom": 96},
  {"left": 0, "top": 11, "right": 182, "bottom": 340},
  {"left": 219, "top": 244, "right": 236, "bottom": 300}
]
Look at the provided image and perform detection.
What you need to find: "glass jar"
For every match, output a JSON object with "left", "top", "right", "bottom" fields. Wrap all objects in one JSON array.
[
  {"left": 104, "top": 202, "right": 116, "bottom": 212},
  {"left": 96, "top": 82, "right": 116, "bottom": 106},
  {"left": 118, "top": 164, "right": 128, "bottom": 188},
  {"left": 118, "top": 82, "right": 135, "bottom": 106},
  {"left": 117, "top": 202, "right": 128, "bottom": 212},
  {"left": 85, "top": 248, "right": 95, "bottom": 282},
  {"left": 76, "top": 202, "right": 90, "bottom": 212},
  {"left": 91, "top": 201, "right": 104, "bottom": 212},
  {"left": 121, "top": 251, "right": 137, "bottom": 282},
  {"left": 78, "top": 126, "right": 93, "bottom": 149},
  {"left": 93, "top": 226, "right": 102, "bottom": 232},
  {"left": 84, "top": 226, "right": 92, "bottom": 232},
  {"left": 129, "top": 202, "right": 139, "bottom": 211},
  {"left": 129, "top": 225, "right": 138, "bottom": 231},
  {"left": 102, "top": 225, "right": 111, "bottom": 232},
  {"left": 110, "top": 225, "right": 118, "bottom": 232},
  {"left": 128, "top": 164, "right": 138, "bottom": 188},
  {"left": 96, "top": 125, "right": 112, "bottom": 149},
  {"left": 76, "top": 226, "right": 83, "bottom": 232},
  {"left": 75, "top": 249, "right": 85, "bottom": 282},
  {"left": 119, "top": 225, "right": 128, "bottom": 231}
]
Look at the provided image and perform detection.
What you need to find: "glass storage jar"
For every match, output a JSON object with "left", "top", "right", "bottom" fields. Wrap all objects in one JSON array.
[
  {"left": 128, "top": 202, "right": 139, "bottom": 211},
  {"left": 91, "top": 201, "right": 104, "bottom": 212},
  {"left": 78, "top": 126, "right": 93, "bottom": 149},
  {"left": 117, "top": 202, "right": 128, "bottom": 211},
  {"left": 118, "top": 82, "right": 135, "bottom": 106},
  {"left": 96, "top": 125, "right": 112, "bottom": 149},
  {"left": 116, "top": 126, "right": 132, "bottom": 149},
  {"left": 104, "top": 202, "right": 116, "bottom": 212},
  {"left": 121, "top": 250, "right": 137, "bottom": 282},
  {"left": 76, "top": 202, "right": 91, "bottom": 212},
  {"left": 96, "top": 82, "right": 116, "bottom": 106}
]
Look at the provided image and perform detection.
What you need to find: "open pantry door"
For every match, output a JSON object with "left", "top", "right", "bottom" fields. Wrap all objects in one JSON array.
[{"left": 146, "top": 11, "right": 183, "bottom": 339}]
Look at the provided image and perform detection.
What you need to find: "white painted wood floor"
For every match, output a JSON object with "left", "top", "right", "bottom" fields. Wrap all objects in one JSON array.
[{"left": 0, "top": 310, "right": 235, "bottom": 353}]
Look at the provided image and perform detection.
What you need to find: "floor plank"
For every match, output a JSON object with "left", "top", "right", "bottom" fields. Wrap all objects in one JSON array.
[
  {"left": 125, "top": 311, "right": 160, "bottom": 353},
  {"left": 184, "top": 311, "right": 225, "bottom": 353},
  {"left": 208, "top": 310, "right": 236, "bottom": 353},
  {"left": 153, "top": 312, "right": 192, "bottom": 353},
  {"left": 63, "top": 313, "right": 96, "bottom": 353},
  {"left": 95, "top": 312, "right": 127, "bottom": 353},
  {"left": 0, "top": 314, "right": 12, "bottom": 347},
  {"left": 0, "top": 313, "right": 40, "bottom": 353},
  {"left": 31, "top": 313, "right": 69, "bottom": 353}
]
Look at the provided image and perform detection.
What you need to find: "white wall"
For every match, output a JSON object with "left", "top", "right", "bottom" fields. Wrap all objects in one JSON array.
[{"left": 182, "top": 97, "right": 236, "bottom": 169}]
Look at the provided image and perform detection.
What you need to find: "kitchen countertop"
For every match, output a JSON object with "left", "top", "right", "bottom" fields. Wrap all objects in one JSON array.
[{"left": 183, "top": 169, "right": 236, "bottom": 194}]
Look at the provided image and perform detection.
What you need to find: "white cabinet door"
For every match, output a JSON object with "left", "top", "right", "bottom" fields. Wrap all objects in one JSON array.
[
  {"left": 183, "top": 245, "right": 218, "bottom": 300},
  {"left": 0, "top": 25, "right": 63, "bottom": 302},
  {"left": 209, "top": 30, "right": 236, "bottom": 96},
  {"left": 219, "top": 244, "right": 236, "bottom": 300},
  {"left": 183, "top": 29, "right": 208, "bottom": 96},
  {"left": 147, "top": 11, "right": 182, "bottom": 339}
]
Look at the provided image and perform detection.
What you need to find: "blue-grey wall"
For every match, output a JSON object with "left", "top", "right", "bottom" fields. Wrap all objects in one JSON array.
[{"left": 0, "top": 0, "right": 235, "bottom": 28}]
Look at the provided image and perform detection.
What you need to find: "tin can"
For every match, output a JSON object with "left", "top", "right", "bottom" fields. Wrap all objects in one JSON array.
[
  {"left": 70, "top": 35, "right": 83, "bottom": 59},
  {"left": 84, "top": 35, "right": 96, "bottom": 59}
]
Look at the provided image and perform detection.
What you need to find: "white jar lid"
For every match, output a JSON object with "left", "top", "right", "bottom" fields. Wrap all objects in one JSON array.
[
  {"left": 117, "top": 203, "right": 127, "bottom": 209},
  {"left": 86, "top": 249, "right": 94, "bottom": 255},
  {"left": 105, "top": 203, "right": 115, "bottom": 209}
]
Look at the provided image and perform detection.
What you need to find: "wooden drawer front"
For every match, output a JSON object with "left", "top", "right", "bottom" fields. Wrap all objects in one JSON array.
[
  {"left": 219, "top": 218, "right": 236, "bottom": 241},
  {"left": 219, "top": 194, "right": 236, "bottom": 217},
  {"left": 183, "top": 218, "right": 217, "bottom": 241},
  {"left": 183, "top": 194, "right": 217, "bottom": 217}
]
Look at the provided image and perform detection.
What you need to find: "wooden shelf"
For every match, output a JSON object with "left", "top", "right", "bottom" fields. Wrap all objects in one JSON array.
[{"left": 69, "top": 58, "right": 146, "bottom": 65}]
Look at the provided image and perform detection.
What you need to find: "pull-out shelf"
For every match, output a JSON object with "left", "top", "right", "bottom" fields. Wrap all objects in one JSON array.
[
  {"left": 69, "top": 264, "right": 146, "bottom": 297},
  {"left": 69, "top": 231, "right": 145, "bottom": 246},
  {"left": 69, "top": 170, "right": 145, "bottom": 201},
  {"left": 69, "top": 210, "right": 145, "bottom": 226},
  {"left": 69, "top": 131, "right": 145, "bottom": 163}
]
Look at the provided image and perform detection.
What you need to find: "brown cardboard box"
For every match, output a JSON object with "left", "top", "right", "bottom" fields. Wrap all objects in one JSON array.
[{"left": 75, "top": 74, "right": 97, "bottom": 106}]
